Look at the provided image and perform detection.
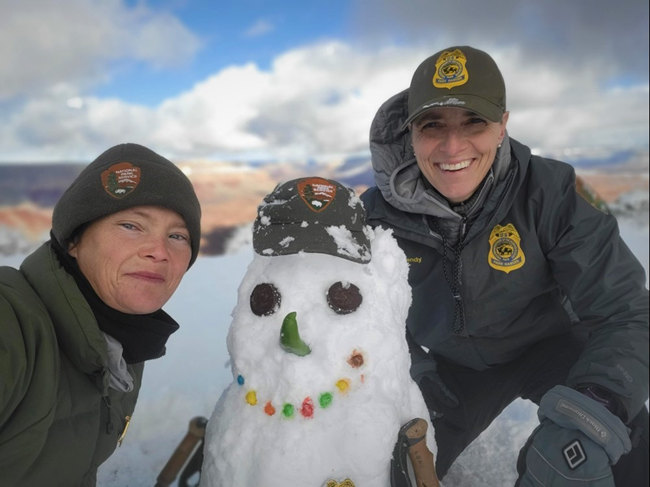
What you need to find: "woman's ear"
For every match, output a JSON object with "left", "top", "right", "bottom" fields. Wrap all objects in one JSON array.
[
  {"left": 66, "top": 223, "right": 89, "bottom": 257},
  {"left": 68, "top": 240, "right": 78, "bottom": 258},
  {"left": 499, "top": 111, "right": 510, "bottom": 141}
]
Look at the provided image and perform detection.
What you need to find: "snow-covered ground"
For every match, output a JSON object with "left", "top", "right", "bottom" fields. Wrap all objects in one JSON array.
[{"left": 0, "top": 213, "right": 647, "bottom": 486}]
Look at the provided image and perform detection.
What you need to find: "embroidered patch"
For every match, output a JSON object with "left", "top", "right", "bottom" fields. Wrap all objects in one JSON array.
[
  {"left": 433, "top": 49, "right": 469, "bottom": 90},
  {"left": 101, "top": 162, "right": 141, "bottom": 199},
  {"left": 488, "top": 223, "right": 526, "bottom": 273},
  {"left": 563, "top": 439, "right": 587, "bottom": 470},
  {"left": 297, "top": 177, "right": 337, "bottom": 213}
]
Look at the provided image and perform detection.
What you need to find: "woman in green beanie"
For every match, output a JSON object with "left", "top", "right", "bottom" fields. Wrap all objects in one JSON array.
[{"left": 0, "top": 143, "right": 201, "bottom": 486}]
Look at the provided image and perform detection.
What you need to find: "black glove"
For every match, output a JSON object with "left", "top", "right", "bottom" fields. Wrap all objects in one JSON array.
[
  {"left": 406, "top": 330, "right": 459, "bottom": 419},
  {"left": 517, "top": 385, "right": 632, "bottom": 486},
  {"left": 413, "top": 360, "right": 459, "bottom": 418}
]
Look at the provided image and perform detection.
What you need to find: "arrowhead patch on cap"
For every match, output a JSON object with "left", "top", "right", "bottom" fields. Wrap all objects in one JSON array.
[
  {"left": 252, "top": 176, "right": 372, "bottom": 264},
  {"left": 297, "top": 177, "right": 337, "bottom": 213}
]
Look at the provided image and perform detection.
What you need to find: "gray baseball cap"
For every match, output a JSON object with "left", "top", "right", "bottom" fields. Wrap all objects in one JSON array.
[
  {"left": 401, "top": 45, "right": 506, "bottom": 131},
  {"left": 253, "top": 177, "right": 372, "bottom": 264}
]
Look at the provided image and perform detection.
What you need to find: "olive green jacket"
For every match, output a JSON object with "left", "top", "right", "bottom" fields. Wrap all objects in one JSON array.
[{"left": 0, "top": 243, "right": 144, "bottom": 486}]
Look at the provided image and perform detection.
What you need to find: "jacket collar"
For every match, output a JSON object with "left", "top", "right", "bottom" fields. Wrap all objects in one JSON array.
[{"left": 20, "top": 243, "right": 108, "bottom": 384}]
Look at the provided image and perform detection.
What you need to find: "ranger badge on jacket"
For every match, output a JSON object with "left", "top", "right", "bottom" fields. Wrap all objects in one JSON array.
[{"left": 488, "top": 223, "right": 525, "bottom": 273}]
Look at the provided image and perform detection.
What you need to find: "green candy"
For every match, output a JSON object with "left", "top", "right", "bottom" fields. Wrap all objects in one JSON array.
[
  {"left": 319, "top": 392, "right": 333, "bottom": 409},
  {"left": 282, "top": 403, "right": 294, "bottom": 418}
]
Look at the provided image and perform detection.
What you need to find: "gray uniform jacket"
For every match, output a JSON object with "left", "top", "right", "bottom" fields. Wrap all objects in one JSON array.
[{"left": 361, "top": 90, "right": 649, "bottom": 422}]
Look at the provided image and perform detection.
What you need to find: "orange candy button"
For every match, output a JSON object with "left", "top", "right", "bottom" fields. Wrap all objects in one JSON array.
[{"left": 264, "top": 401, "right": 276, "bottom": 416}]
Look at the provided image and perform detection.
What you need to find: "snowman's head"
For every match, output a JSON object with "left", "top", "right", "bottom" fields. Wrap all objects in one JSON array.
[{"left": 228, "top": 219, "right": 412, "bottom": 421}]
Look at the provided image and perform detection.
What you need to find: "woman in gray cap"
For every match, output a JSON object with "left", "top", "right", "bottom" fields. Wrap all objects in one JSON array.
[
  {"left": 361, "top": 46, "right": 648, "bottom": 485},
  {"left": 0, "top": 143, "right": 201, "bottom": 486}
]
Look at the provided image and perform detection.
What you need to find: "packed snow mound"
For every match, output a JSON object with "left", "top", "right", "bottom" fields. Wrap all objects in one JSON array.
[{"left": 201, "top": 227, "right": 435, "bottom": 486}]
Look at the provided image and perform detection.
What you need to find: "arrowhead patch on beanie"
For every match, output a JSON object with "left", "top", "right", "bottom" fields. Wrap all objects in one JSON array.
[{"left": 101, "top": 162, "right": 141, "bottom": 199}]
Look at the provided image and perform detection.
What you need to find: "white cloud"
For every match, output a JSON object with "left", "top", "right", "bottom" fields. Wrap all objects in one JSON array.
[
  {"left": 1, "top": 40, "right": 648, "bottom": 162},
  {"left": 244, "top": 19, "right": 275, "bottom": 38},
  {"left": 0, "top": 0, "right": 201, "bottom": 100},
  {"left": 350, "top": 0, "right": 649, "bottom": 83}
]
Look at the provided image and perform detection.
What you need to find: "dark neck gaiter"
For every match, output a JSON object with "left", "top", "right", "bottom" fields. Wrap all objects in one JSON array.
[{"left": 50, "top": 235, "right": 180, "bottom": 364}]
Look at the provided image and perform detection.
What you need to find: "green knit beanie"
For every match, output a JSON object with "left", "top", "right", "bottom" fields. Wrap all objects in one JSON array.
[{"left": 52, "top": 143, "right": 202, "bottom": 267}]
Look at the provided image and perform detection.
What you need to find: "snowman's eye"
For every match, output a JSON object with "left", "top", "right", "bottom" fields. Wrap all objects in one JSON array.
[
  {"left": 250, "top": 283, "right": 281, "bottom": 316},
  {"left": 327, "top": 281, "right": 362, "bottom": 315}
]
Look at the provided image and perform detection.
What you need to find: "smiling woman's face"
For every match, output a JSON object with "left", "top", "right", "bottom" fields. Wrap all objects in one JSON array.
[
  {"left": 411, "top": 107, "right": 508, "bottom": 203},
  {"left": 68, "top": 205, "right": 192, "bottom": 314}
]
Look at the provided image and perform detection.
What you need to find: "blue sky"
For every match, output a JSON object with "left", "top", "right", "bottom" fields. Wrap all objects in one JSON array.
[
  {"left": 99, "top": 0, "right": 355, "bottom": 105},
  {"left": 0, "top": 0, "right": 648, "bottom": 162}
]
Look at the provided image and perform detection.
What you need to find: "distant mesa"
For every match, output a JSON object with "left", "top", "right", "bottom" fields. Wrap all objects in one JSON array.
[
  {"left": 0, "top": 157, "right": 373, "bottom": 258},
  {"left": 0, "top": 151, "right": 647, "bottom": 258}
]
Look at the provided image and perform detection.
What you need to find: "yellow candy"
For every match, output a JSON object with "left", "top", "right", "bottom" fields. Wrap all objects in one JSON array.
[
  {"left": 336, "top": 379, "right": 350, "bottom": 393},
  {"left": 246, "top": 390, "right": 257, "bottom": 406}
]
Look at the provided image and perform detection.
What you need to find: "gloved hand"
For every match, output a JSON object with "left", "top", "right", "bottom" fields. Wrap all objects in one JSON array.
[
  {"left": 517, "top": 385, "right": 632, "bottom": 486},
  {"left": 405, "top": 330, "right": 459, "bottom": 419},
  {"left": 412, "top": 359, "right": 459, "bottom": 419}
]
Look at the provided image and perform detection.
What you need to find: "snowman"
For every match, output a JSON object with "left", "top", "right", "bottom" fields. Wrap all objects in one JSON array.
[{"left": 201, "top": 177, "right": 436, "bottom": 487}]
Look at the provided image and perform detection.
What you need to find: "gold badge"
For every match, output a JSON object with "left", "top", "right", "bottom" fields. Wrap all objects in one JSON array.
[
  {"left": 488, "top": 223, "right": 525, "bottom": 273},
  {"left": 324, "top": 479, "right": 355, "bottom": 487},
  {"left": 433, "top": 49, "right": 469, "bottom": 90},
  {"left": 101, "top": 162, "right": 141, "bottom": 199},
  {"left": 297, "top": 177, "right": 337, "bottom": 213}
]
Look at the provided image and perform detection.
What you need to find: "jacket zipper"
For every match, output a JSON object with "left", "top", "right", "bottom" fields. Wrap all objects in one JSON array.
[
  {"left": 102, "top": 396, "right": 114, "bottom": 435},
  {"left": 466, "top": 169, "right": 517, "bottom": 242}
]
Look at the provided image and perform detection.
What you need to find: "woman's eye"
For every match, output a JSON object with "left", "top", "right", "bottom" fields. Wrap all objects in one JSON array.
[
  {"left": 327, "top": 281, "right": 362, "bottom": 315},
  {"left": 250, "top": 283, "right": 281, "bottom": 316},
  {"left": 120, "top": 223, "right": 136, "bottom": 230},
  {"left": 421, "top": 122, "right": 439, "bottom": 130},
  {"left": 170, "top": 233, "right": 189, "bottom": 241}
]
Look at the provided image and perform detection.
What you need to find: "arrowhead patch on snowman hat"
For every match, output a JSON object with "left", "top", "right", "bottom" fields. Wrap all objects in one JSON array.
[{"left": 253, "top": 177, "right": 372, "bottom": 263}]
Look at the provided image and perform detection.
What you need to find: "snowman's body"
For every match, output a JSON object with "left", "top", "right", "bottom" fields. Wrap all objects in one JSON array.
[{"left": 201, "top": 210, "right": 435, "bottom": 486}]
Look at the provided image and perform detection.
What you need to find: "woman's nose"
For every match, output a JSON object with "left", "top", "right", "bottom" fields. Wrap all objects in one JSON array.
[
  {"left": 140, "top": 235, "right": 170, "bottom": 261},
  {"left": 439, "top": 128, "right": 466, "bottom": 155}
]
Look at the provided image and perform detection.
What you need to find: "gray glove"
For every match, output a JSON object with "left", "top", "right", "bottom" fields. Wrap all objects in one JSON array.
[{"left": 518, "top": 385, "right": 632, "bottom": 486}]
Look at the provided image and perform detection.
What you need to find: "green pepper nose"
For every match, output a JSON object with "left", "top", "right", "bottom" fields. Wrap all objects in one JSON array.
[{"left": 280, "top": 312, "right": 311, "bottom": 357}]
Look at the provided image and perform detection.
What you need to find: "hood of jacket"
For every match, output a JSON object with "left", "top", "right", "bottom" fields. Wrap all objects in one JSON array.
[{"left": 369, "top": 89, "right": 516, "bottom": 221}]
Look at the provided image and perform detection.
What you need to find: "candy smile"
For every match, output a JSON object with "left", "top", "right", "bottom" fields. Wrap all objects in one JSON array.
[{"left": 439, "top": 159, "right": 473, "bottom": 171}]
